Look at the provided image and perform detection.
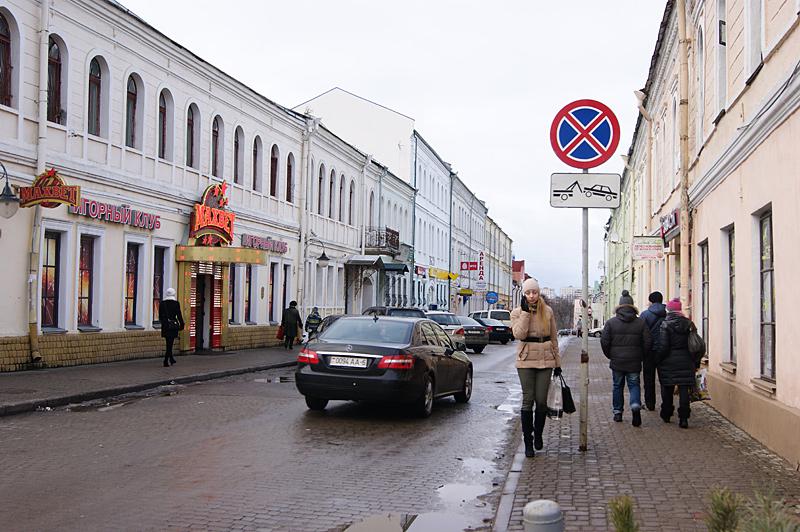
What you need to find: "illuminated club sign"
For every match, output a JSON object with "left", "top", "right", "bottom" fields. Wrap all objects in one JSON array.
[
  {"left": 69, "top": 198, "right": 161, "bottom": 230},
  {"left": 190, "top": 181, "right": 235, "bottom": 246},
  {"left": 19, "top": 168, "right": 80, "bottom": 209}
]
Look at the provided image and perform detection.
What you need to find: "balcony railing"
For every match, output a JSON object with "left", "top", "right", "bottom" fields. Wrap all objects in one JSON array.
[{"left": 365, "top": 226, "right": 400, "bottom": 256}]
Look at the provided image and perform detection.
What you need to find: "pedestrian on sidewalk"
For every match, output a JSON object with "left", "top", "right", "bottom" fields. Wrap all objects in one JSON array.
[
  {"left": 305, "top": 307, "right": 323, "bottom": 338},
  {"left": 600, "top": 290, "right": 651, "bottom": 426},
  {"left": 510, "top": 277, "right": 561, "bottom": 458},
  {"left": 639, "top": 291, "right": 667, "bottom": 411},
  {"left": 281, "top": 301, "right": 303, "bottom": 350},
  {"left": 158, "top": 288, "right": 185, "bottom": 367},
  {"left": 655, "top": 298, "right": 701, "bottom": 428}
]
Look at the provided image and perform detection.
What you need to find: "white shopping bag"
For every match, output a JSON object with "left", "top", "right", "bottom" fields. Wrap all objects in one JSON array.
[{"left": 546, "top": 374, "right": 563, "bottom": 419}]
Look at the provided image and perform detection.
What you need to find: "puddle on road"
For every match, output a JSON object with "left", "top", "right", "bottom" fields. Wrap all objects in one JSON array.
[
  {"left": 65, "top": 385, "right": 183, "bottom": 413},
  {"left": 253, "top": 375, "right": 294, "bottom": 384},
  {"left": 342, "top": 511, "right": 476, "bottom": 532}
]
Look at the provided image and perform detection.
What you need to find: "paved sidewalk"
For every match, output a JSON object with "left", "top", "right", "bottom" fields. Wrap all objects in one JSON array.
[
  {"left": 501, "top": 337, "right": 800, "bottom": 531},
  {"left": 0, "top": 347, "right": 297, "bottom": 416}
]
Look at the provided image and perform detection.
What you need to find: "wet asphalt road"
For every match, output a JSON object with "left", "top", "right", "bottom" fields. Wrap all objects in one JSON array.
[{"left": 0, "top": 341, "right": 532, "bottom": 532}]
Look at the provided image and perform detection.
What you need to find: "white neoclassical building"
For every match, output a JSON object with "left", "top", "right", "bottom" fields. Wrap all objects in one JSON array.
[{"left": 0, "top": 0, "right": 398, "bottom": 369}]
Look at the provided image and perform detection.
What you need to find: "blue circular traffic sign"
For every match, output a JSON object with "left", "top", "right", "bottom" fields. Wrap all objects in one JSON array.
[
  {"left": 550, "top": 99, "right": 620, "bottom": 169},
  {"left": 485, "top": 291, "right": 499, "bottom": 304}
]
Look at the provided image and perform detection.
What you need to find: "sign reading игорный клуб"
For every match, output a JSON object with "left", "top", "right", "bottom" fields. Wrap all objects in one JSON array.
[{"left": 69, "top": 198, "right": 161, "bottom": 230}]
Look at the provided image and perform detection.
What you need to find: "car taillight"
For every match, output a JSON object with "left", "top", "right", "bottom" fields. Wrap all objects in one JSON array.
[
  {"left": 487, "top": 326, "right": 494, "bottom": 332},
  {"left": 378, "top": 354, "right": 415, "bottom": 370},
  {"left": 297, "top": 347, "right": 319, "bottom": 364},
  {"left": 454, "top": 328, "right": 464, "bottom": 335}
]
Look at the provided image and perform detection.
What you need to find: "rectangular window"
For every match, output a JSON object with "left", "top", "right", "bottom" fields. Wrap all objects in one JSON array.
[
  {"left": 78, "top": 236, "right": 94, "bottom": 326},
  {"left": 700, "top": 242, "right": 709, "bottom": 347},
  {"left": 727, "top": 229, "right": 736, "bottom": 364},
  {"left": 244, "top": 265, "right": 252, "bottom": 322},
  {"left": 283, "top": 265, "right": 291, "bottom": 311},
  {"left": 228, "top": 264, "right": 236, "bottom": 323},
  {"left": 125, "top": 243, "right": 140, "bottom": 325},
  {"left": 759, "top": 211, "right": 775, "bottom": 381},
  {"left": 153, "top": 246, "right": 165, "bottom": 325},
  {"left": 41, "top": 231, "right": 61, "bottom": 328}
]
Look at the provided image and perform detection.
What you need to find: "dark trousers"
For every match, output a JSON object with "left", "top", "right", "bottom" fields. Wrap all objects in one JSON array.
[
  {"left": 284, "top": 334, "right": 296, "bottom": 349},
  {"left": 660, "top": 384, "right": 691, "bottom": 420},
  {"left": 164, "top": 336, "right": 175, "bottom": 364},
  {"left": 643, "top": 356, "right": 658, "bottom": 409}
]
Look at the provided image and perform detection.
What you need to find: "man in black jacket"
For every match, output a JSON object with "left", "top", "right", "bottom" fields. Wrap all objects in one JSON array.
[
  {"left": 639, "top": 291, "right": 667, "bottom": 411},
  {"left": 600, "top": 290, "right": 652, "bottom": 427},
  {"left": 281, "top": 301, "right": 303, "bottom": 350}
]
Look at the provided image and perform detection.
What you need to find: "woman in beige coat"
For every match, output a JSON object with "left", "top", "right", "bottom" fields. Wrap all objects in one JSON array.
[{"left": 511, "top": 277, "right": 562, "bottom": 457}]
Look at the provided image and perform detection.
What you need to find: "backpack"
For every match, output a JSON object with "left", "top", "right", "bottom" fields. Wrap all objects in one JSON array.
[{"left": 687, "top": 322, "right": 706, "bottom": 359}]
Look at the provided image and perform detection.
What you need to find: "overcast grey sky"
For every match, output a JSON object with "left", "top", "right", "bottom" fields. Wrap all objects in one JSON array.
[{"left": 120, "top": 0, "right": 665, "bottom": 291}]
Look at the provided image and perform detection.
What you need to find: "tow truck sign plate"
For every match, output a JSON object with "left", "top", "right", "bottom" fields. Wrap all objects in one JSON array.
[{"left": 550, "top": 173, "right": 621, "bottom": 208}]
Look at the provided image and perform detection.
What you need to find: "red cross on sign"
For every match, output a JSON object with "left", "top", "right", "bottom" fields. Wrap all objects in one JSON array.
[{"left": 550, "top": 99, "right": 620, "bottom": 169}]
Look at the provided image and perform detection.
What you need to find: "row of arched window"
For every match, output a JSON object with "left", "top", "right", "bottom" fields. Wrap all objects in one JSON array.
[{"left": 0, "top": 11, "right": 299, "bottom": 203}]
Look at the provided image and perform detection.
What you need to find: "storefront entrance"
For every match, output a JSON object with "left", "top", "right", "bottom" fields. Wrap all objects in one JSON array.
[{"left": 189, "top": 262, "right": 223, "bottom": 351}]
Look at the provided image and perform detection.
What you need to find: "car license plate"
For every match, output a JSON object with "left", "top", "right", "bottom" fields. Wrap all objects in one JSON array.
[
  {"left": 328, "top": 356, "right": 368, "bottom": 368},
  {"left": 467, "top": 330, "right": 482, "bottom": 335}
]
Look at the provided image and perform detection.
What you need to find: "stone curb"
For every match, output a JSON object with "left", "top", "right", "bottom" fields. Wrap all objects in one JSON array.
[{"left": 0, "top": 361, "right": 297, "bottom": 417}]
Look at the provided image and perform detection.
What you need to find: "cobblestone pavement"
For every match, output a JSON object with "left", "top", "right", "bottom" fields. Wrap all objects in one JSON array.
[
  {"left": 0, "top": 343, "right": 523, "bottom": 532},
  {"left": 502, "top": 337, "right": 800, "bottom": 531}
]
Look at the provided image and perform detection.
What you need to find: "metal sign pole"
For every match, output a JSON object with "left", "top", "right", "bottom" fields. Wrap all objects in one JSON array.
[{"left": 580, "top": 169, "right": 590, "bottom": 452}]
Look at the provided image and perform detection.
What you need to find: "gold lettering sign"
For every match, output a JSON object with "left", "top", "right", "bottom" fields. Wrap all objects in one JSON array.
[{"left": 19, "top": 168, "right": 80, "bottom": 209}]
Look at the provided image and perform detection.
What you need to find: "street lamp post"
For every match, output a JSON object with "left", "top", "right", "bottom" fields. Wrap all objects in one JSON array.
[
  {"left": 301, "top": 233, "right": 330, "bottom": 317},
  {"left": 0, "top": 162, "right": 20, "bottom": 219}
]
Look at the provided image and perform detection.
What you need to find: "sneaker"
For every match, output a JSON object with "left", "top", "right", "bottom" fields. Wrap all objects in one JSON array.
[
  {"left": 632, "top": 410, "right": 641, "bottom": 427},
  {"left": 613, "top": 413, "right": 623, "bottom": 422}
]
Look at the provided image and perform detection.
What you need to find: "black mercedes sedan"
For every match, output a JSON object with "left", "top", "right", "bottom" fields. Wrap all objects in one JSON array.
[
  {"left": 474, "top": 317, "right": 513, "bottom": 344},
  {"left": 295, "top": 316, "right": 473, "bottom": 417}
]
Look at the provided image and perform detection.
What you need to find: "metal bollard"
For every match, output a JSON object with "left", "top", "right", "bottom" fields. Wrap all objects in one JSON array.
[{"left": 523, "top": 499, "right": 564, "bottom": 532}]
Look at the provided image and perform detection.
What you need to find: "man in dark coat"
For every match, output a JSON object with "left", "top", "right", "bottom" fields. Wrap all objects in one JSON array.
[
  {"left": 639, "top": 291, "right": 667, "bottom": 411},
  {"left": 600, "top": 290, "right": 652, "bottom": 427},
  {"left": 655, "top": 298, "right": 701, "bottom": 428},
  {"left": 158, "top": 288, "right": 185, "bottom": 367},
  {"left": 281, "top": 301, "right": 303, "bottom": 350},
  {"left": 305, "top": 307, "right": 323, "bottom": 338}
]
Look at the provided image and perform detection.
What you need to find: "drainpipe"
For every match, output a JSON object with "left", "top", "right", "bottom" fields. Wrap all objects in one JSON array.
[
  {"left": 411, "top": 134, "right": 418, "bottom": 307},
  {"left": 296, "top": 116, "right": 319, "bottom": 318},
  {"left": 360, "top": 155, "right": 371, "bottom": 256},
  {"left": 377, "top": 166, "right": 386, "bottom": 305},
  {"left": 636, "top": 91, "right": 654, "bottom": 298},
  {"left": 448, "top": 172, "right": 453, "bottom": 311},
  {"left": 677, "top": 0, "right": 692, "bottom": 318},
  {"left": 27, "top": 0, "right": 51, "bottom": 363}
]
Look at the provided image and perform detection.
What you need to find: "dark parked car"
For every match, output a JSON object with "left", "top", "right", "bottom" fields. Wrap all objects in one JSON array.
[
  {"left": 455, "top": 315, "right": 489, "bottom": 353},
  {"left": 362, "top": 306, "right": 427, "bottom": 318},
  {"left": 295, "top": 316, "right": 473, "bottom": 417},
  {"left": 473, "top": 317, "right": 512, "bottom": 344},
  {"left": 308, "top": 314, "right": 357, "bottom": 340}
]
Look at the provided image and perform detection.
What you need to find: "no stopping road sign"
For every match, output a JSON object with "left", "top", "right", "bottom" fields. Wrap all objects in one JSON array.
[{"left": 550, "top": 99, "right": 620, "bottom": 169}]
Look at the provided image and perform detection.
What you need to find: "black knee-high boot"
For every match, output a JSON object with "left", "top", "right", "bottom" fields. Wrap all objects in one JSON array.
[
  {"left": 533, "top": 409, "right": 547, "bottom": 450},
  {"left": 521, "top": 410, "right": 534, "bottom": 457}
]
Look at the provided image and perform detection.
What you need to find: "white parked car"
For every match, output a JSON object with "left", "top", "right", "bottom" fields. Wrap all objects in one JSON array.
[
  {"left": 588, "top": 327, "right": 603, "bottom": 338},
  {"left": 468, "top": 309, "right": 512, "bottom": 328}
]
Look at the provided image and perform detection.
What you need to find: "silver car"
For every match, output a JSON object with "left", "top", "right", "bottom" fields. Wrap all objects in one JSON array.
[{"left": 425, "top": 311, "right": 466, "bottom": 350}]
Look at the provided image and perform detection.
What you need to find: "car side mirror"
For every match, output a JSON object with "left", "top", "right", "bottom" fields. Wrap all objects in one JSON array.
[
  {"left": 444, "top": 347, "right": 455, "bottom": 357},
  {"left": 456, "top": 342, "right": 466, "bottom": 352}
]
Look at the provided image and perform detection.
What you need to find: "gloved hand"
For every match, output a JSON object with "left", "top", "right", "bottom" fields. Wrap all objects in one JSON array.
[
  {"left": 520, "top": 294, "right": 529, "bottom": 312},
  {"left": 553, "top": 367, "right": 562, "bottom": 377}
]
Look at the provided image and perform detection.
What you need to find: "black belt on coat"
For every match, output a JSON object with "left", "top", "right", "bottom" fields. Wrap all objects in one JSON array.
[{"left": 522, "top": 336, "right": 551, "bottom": 343}]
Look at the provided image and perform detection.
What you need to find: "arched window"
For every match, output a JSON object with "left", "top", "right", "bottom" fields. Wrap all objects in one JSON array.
[
  {"left": 87, "top": 58, "right": 102, "bottom": 136},
  {"left": 328, "top": 170, "right": 335, "bottom": 218},
  {"left": 125, "top": 76, "right": 139, "bottom": 148},
  {"left": 252, "top": 136, "right": 262, "bottom": 191},
  {"left": 211, "top": 116, "right": 223, "bottom": 177},
  {"left": 157, "top": 90, "right": 173, "bottom": 160},
  {"left": 348, "top": 181, "right": 355, "bottom": 225},
  {"left": 233, "top": 126, "right": 244, "bottom": 184},
  {"left": 286, "top": 153, "right": 294, "bottom": 203},
  {"left": 368, "top": 191, "right": 375, "bottom": 226},
  {"left": 0, "top": 13, "right": 14, "bottom": 107},
  {"left": 186, "top": 104, "right": 198, "bottom": 168},
  {"left": 338, "top": 174, "right": 345, "bottom": 222},
  {"left": 47, "top": 36, "right": 64, "bottom": 124},
  {"left": 317, "top": 165, "right": 325, "bottom": 215},
  {"left": 270, "top": 145, "right": 279, "bottom": 196}
]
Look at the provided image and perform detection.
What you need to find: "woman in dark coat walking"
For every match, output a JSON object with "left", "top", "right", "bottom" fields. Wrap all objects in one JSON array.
[
  {"left": 281, "top": 301, "right": 303, "bottom": 350},
  {"left": 654, "top": 298, "right": 701, "bottom": 428},
  {"left": 158, "top": 288, "right": 185, "bottom": 367}
]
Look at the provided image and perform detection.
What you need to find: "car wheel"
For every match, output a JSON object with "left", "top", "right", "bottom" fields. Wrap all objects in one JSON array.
[
  {"left": 473, "top": 346, "right": 484, "bottom": 354},
  {"left": 454, "top": 370, "right": 472, "bottom": 404},
  {"left": 416, "top": 374, "right": 434, "bottom": 418},
  {"left": 305, "top": 396, "right": 328, "bottom": 411},
  {"left": 501, "top": 339, "right": 509, "bottom": 345}
]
